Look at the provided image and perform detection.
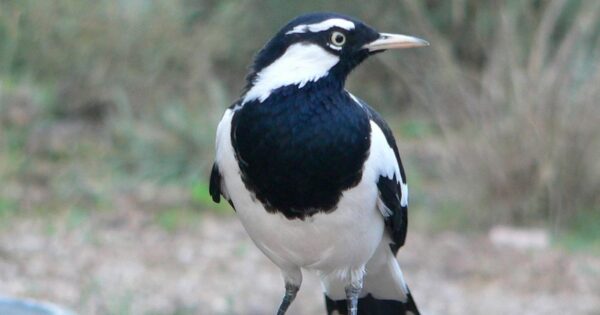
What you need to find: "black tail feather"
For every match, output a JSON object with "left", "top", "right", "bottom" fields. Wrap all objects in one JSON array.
[{"left": 325, "top": 292, "right": 419, "bottom": 315}]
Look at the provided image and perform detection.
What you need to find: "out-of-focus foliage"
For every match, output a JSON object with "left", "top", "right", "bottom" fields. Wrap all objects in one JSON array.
[{"left": 0, "top": 0, "right": 598, "bottom": 231}]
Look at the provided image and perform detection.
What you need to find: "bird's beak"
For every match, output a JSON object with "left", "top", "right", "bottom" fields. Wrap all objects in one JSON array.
[{"left": 363, "top": 33, "right": 429, "bottom": 52}]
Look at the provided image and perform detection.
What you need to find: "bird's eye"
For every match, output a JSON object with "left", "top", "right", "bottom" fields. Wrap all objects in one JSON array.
[{"left": 330, "top": 31, "right": 346, "bottom": 47}]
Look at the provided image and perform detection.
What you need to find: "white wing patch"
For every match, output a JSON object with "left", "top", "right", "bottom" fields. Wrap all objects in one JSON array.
[
  {"left": 285, "top": 18, "right": 355, "bottom": 35},
  {"left": 370, "top": 121, "right": 402, "bottom": 182},
  {"left": 400, "top": 182, "right": 408, "bottom": 207},
  {"left": 242, "top": 43, "right": 339, "bottom": 104}
]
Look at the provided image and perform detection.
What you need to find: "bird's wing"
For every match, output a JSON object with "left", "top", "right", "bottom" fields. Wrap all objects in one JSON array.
[
  {"left": 351, "top": 93, "right": 408, "bottom": 254},
  {"left": 209, "top": 108, "right": 236, "bottom": 209},
  {"left": 324, "top": 94, "right": 417, "bottom": 313}
]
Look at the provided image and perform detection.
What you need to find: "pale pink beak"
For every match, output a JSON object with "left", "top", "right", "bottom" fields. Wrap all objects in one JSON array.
[{"left": 363, "top": 33, "right": 429, "bottom": 52}]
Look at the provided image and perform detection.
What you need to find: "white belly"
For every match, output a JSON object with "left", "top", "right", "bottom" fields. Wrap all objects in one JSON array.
[{"left": 234, "top": 174, "right": 384, "bottom": 273}]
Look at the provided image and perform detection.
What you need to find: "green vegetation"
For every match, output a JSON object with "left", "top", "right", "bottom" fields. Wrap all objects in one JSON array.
[
  {"left": 1, "top": 0, "right": 599, "bottom": 243},
  {"left": 155, "top": 207, "right": 203, "bottom": 232},
  {"left": 558, "top": 211, "right": 600, "bottom": 254},
  {"left": 190, "top": 181, "right": 230, "bottom": 214}
]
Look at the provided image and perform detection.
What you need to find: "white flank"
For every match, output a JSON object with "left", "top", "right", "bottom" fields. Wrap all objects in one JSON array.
[
  {"left": 285, "top": 18, "right": 355, "bottom": 35},
  {"left": 242, "top": 43, "right": 339, "bottom": 104}
]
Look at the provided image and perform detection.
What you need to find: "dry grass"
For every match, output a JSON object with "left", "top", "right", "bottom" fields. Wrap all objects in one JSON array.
[
  {"left": 1, "top": 0, "right": 599, "bottom": 231},
  {"left": 377, "top": 1, "right": 600, "bottom": 227}
]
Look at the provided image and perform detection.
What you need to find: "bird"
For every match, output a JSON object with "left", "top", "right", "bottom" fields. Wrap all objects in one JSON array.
[{"left": 209, "top": 12, "right": 428, "bottom": 315}]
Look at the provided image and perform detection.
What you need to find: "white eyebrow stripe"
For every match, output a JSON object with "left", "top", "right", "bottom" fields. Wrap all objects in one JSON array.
[{"left": 286, "top": 18, "right": 355, "bottom": 35}]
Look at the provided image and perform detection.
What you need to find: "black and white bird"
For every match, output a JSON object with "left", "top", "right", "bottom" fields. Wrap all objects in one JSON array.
[{"left": 209, "top": 12, "right": 428, "bottom": 315}]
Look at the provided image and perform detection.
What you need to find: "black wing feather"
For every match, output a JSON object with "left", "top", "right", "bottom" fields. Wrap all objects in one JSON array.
[
  {"left": 377, "top": 174, "right": 408, "bottom": 254},
  {"left": 209, "top": 163, "right": 236, "bottom": 210},
  {"left": 209, "top": 163, "right": 222, "bottom": 203}
]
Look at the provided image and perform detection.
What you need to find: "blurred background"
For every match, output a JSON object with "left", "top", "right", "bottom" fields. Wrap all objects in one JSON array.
[{"left": 1, "top": 0, "right": 599, "bottom": 314}]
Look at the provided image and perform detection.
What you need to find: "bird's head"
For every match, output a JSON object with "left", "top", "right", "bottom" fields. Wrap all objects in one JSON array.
[{"left": 242, "top": 12, "right": 428, "bottom": 104}]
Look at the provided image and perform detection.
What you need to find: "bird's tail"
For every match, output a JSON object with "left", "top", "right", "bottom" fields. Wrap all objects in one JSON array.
[
  {"left": 324, "top": 290, "right": 419, "bottom": 315},
  {"left": 322, "top": 235, "right": 419, "bottom": 314}
]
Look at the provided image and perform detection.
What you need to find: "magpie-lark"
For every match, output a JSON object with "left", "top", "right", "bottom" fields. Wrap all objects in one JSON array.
[{"left": 210, "top": 12, "right": 428, "bottom": 315}]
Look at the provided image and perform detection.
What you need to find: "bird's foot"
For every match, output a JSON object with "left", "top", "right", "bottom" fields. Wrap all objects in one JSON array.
[
  {"left": 276, "top": 283, "right": 299, "bottom": 315},
  {"left": 345, "top": 285, "right": 361, "bottom": 315}
]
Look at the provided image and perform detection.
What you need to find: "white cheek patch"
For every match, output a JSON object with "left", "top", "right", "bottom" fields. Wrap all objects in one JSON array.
[
  {"left": 286, "top": 18, "right": 355, "bottom": 35},
  {"left": 242, "top": 43, "right": 339, "bottom": 104}
]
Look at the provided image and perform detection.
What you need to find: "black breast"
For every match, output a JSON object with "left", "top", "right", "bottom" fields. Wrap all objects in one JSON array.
[{"left": 231, "top": 84, "right": 370, "bottom": 219}]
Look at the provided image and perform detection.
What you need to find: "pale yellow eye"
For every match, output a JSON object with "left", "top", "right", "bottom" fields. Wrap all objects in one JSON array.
[{"left": 330, "top": 31, "right": 346, "bottom": 46}]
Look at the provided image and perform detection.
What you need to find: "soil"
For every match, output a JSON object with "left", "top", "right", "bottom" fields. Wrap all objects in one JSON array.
[{"left": 1, "top": 210, "right": 599, "bottom": 315}]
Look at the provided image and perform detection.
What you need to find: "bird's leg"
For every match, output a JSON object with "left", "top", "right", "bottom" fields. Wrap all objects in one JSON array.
[
  {"left": 276, "top": 283, "right": 299, "bottom": 315},
  {"left": 345, "top": 283, "right": 362, "bottom": 315}
]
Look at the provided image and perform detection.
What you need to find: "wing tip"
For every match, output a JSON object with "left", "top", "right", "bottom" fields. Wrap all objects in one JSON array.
[{"left": 209, "top": 163, "right": 221, "bottom": 203}]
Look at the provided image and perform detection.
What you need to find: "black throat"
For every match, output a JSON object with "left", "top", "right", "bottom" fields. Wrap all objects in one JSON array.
[{"left": 231, "top": 78, "right": 371, "bottom": 220}]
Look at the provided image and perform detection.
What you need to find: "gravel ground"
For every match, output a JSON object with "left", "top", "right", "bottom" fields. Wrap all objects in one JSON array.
[{"left": 1, "top": 210, "right": 599, "bottom": 315}]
